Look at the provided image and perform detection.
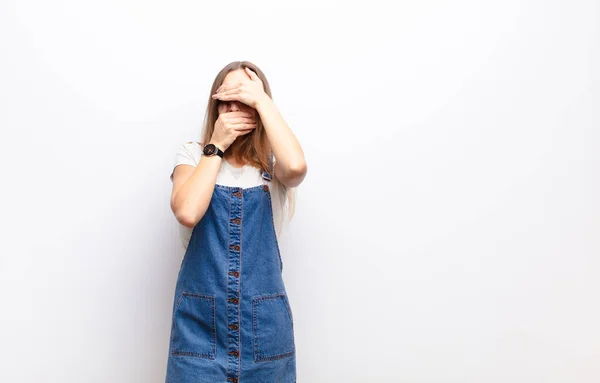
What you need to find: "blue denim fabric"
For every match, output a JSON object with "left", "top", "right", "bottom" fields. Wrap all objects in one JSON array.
[{"left": 165, "top": 163, "right": 296, "bottom": 383}]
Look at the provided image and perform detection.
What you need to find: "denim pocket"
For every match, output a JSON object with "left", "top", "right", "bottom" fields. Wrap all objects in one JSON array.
[
  {"left": 170, "top": 291, "right": 216, "bottom": 359},
  {"left": 252, "top": 292, "right": 295, "bottom": 362}
]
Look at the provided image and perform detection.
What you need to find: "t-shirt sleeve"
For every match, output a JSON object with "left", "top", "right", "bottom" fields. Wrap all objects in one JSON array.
[{"left": 170, "top": 141, "right": 201, "bottom": 181}]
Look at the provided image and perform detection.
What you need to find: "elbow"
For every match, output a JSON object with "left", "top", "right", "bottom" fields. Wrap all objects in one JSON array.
[
  {"left": 281, "top": 160, "right": 307, "bottom": 188},
  {"left": 171, "top": 192, "right": 207, "bottom": 228},
  {"left": 172, "top": 204, "right": 200, "bottom": 228},
  {"left": 290, "top": 159, "right": 307, "bottom": 177},
  {"left": 177, "top": 212, "right": 198, "bottom": 228}
]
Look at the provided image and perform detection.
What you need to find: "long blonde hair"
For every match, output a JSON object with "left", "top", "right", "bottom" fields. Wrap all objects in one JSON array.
[{"left": 199, "top": 60, "right": 296, "bottom": 226}]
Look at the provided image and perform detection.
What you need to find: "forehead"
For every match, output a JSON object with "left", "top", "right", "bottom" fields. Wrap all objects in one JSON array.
[{"left": 222, "top": 69, "right": 249, "bottom": 86}]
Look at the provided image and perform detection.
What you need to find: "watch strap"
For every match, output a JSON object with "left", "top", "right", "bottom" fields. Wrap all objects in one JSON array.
[{"left": 203, "top": 143, "right": 224, "bottom": 158}]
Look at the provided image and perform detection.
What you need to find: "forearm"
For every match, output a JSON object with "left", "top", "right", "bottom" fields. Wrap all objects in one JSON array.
[
  {"left": 255, "top": 96, "right": 306, "bottom": 181},
  {"left": 172, "top": 155, "right": 223, "bottom": 227}
]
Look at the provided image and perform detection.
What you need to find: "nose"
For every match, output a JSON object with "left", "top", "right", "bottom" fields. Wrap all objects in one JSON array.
[{"left": 229, "top": 101, "right": 242, "bottom": 112}]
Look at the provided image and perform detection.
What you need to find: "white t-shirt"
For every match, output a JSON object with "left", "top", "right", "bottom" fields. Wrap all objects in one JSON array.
[{"left": 170, "top": 141, "right": 287, "bottom": 250}]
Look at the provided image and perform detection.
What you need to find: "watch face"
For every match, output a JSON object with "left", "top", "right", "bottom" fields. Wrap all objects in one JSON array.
[{"left": 203, "top": 144, "right": 216, "bottom": 156}]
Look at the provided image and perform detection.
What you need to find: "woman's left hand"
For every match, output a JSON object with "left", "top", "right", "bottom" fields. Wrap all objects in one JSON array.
[{"left": 212, "top": 67, "right": 268, "bottom": 109}]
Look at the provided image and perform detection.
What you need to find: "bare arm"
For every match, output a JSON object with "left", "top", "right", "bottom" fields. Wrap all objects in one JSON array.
[
  {"left": 211, "top": 67, "right": 307, "bottom": 188},
  {"left": 255, "top": 95, "right": 307, "bottom": 188},
  {"left": 170, "top": 154, "right": 223, "bottom": 228},
  {"left": 170, "top": 104, "right": 257, "bottom": 228}
]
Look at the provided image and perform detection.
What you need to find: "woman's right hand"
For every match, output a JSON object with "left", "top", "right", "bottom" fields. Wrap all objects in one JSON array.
[{"left": 210, "top": 110, "right": 257, "bottom": 151}]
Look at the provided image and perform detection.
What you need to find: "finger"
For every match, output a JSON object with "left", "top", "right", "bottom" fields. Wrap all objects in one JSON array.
[
  {"left": 226, "top": 116, "right": 255, "bottom": 125},
  {"left": 236, "top": 128, "right": 255, "bottom": 136},
  {"left": 218, "top": 81, "right": 242, "bottom": 93},
  {"left": 234, "top": 116, "right": 256, "bottom": 123},
  {"left": 214, "top": 90, "right": 233, "bottom": 98},
  {"left": 212, "top": 89, "right": 239, "bottom": 99},
  {"left": 232, "top": 123, "right": 257, "bottom": 131},
  {"left": 245, "top": 67, "right": 259, "bottom": 81},
  {"left": 212, "top": 93, "right": 235, "bottom": 101},
  {"left": 222, "top": 111, "right": 254, "bottom": 118},
  {"left": 216, "top": 83, "right": 231, "bottom": 93}
]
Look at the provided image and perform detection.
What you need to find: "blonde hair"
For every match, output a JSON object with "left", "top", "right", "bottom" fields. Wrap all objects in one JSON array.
[{"left": 199, "top": 60, "right": 296, "bottom": 226}]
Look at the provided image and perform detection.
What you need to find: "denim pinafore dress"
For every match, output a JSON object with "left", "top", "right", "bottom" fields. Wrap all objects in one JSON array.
[{"left": 165, "top": 159, "right": 296, "bottom": 383}]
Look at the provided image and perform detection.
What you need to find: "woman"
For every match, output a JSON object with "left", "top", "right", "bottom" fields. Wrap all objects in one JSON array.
[{"left": 166, "top": 61, "right": 307, "bottom": 383}]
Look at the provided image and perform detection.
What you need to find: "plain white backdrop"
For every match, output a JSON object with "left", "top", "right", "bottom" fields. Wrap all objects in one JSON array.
[{"left": 1, "top": 1, "right": 599, "bottom": 382}]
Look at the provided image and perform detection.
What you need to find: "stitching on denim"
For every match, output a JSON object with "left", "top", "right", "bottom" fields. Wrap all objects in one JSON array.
[
  {"left": 215, "top": 184, "right": 266, "bottom": 193},
  {"left": 226, "top": 186, "right": 234, "bottom": 374},
  {"left": 171, "top": 292, "right": 216, "bottom": 359},
  {"left": 237, "top": 191, "right": 243, "bottom": 378},
  {"left": 283, "top": 293, "right": 296, "bottom": 356},
  {"left": 262, "top": 169, "right": 272, "bottom": 181},
  {"left": 181, "top": 216, "right": 200, "bottom": 268},
  {"left": 253, "top": 296, "right": 258, "bottom": 361},
  {"left": 281, "top": 294, "right": 294, "bottom": 324},
  {"left": 169, "top": 291, "right": 185, "bottom": 352},
  {"left": 265, "top": 190, "right": 284, "bottom": 272},
  {"left": 252, "top": 293, "right": 296, "bottom": 362},
  {"left": 170, "top": 292, "right": 217, "bottom": 359}
]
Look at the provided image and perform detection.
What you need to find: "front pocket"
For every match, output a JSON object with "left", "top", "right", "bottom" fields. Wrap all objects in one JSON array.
[
  {"left": 252, "top": 292, "right": 295, "bottom": 362},
  {"left": 170, "top": 291, "right": 216, "bottom": 359}
]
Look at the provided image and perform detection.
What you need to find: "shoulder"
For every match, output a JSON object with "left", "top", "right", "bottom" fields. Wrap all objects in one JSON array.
[
  {"left": 170, "top": 141, "right": 203, "bottom": 181},
  {"left": 175, "top": 141, "right": 203, "bottom": 166}
]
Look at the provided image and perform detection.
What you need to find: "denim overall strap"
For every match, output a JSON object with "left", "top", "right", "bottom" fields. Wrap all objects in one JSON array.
[{"left": 260, "top": 152, "right": 274, "bottom": 182}]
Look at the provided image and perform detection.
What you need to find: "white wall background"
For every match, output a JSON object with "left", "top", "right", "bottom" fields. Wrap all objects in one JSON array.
[{"left": 1, "top": 1, "right": 598, "bottom": 382}]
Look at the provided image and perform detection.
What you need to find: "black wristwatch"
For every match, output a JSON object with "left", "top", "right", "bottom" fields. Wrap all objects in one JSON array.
[{"left": 202, "top": 143, "right": 224, "bottom": 158}]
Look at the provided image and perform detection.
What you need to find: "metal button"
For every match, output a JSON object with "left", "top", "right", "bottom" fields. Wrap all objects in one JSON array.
[
  {"left": 227, "top": 378, "right": 238, "bottom": 383},
  {"left": 233, "top": 191, "right": 242, "bottom": 198},
  {"left": 230, "top": 244, "right": 240, "bottom": 251},
  {"left": 228, "top": 271, "right": 239, "bottom": 277},
  {"left": 231, "top": 218, "right": 241, "bottom": 225},
  {"left": 228, "top": 297, "right": 239, "bottom": 304},
  {"left": 228, "top": 350, "right": 239, "bottom": 357},
  {"left": 228, "top": 323, "right": 239, "bottom": 330},
  {"left": 263, "top": 184, "right": 269, "bottom": 191}
]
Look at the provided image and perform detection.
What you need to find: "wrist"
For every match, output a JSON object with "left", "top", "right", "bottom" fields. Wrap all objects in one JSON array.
[
  {"left": 203, "top": 141, "right": 226, "bottom": 157},
  {"left": 254, "top": 94, "right": 272, "bottom": 111},
  {"left": 209, "top": 140, "right": 226, "bottom": 151}
]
